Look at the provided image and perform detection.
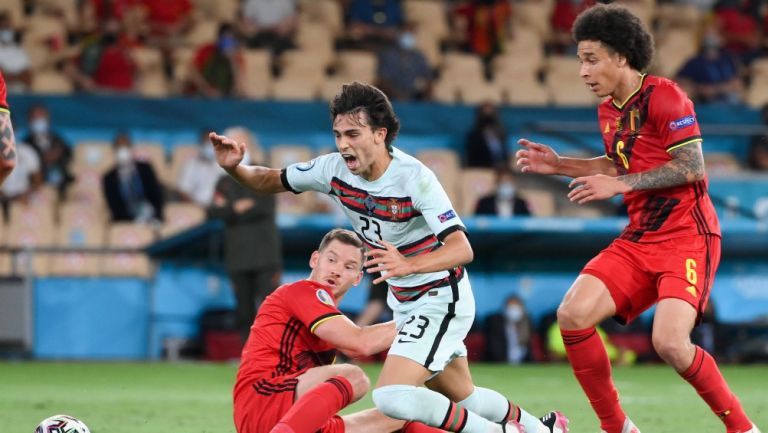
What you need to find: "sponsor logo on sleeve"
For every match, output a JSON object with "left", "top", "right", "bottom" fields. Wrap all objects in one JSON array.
[
  {"left": 316, "top": 289, "right": 335, "bottom": 307},
  {"left": 438, "top": 209, "right": 456, "bottom": 223},
  {"left": 668, "top": 115, "right": 696, "bottom": 131},
  {"left": 296, "top": 158, "right": 317, "bottom": 172}
]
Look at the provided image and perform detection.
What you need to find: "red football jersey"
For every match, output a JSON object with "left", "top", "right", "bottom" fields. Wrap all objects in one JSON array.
[
  {"left": 598, "top": 74, "right": 721, "bottom": 242},
  {"left": 0, "top": 71, "right": 8, "bottom": 111},
  {"left": 233, "top": 280, "right": 342, "bottom": 398}
]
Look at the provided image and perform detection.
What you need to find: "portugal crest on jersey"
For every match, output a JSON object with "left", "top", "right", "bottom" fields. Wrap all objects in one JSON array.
[{"left": 388, "top": 198, "right": 401, "bottom": 221}]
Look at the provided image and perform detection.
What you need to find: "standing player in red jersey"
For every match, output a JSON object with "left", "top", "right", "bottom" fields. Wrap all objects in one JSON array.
[
  {"left": 234, "top": 228, "right": 444, "bottom": 433},
  {"left": 0, "top": 71, "right": 17, "bottom": 184},
  {"left": 516, "top": 4, "right": 760, "bottom": 433}
]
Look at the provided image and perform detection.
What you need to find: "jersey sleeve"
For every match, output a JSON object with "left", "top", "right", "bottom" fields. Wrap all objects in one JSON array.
[
  {"left": 285, "top": 282, "right": 344, "bottom": 333},
  {"left": 0, "top": 71, "right": 8, "bottom": 112},
  {"left": 411, "top": 166, "right": 465, "bottom": 241},
  {"left": 649, "top": 82, "right": 702, "bottom": 152},
  {"left": 280, "top": 153, "right": 337, "bottom": 194}
]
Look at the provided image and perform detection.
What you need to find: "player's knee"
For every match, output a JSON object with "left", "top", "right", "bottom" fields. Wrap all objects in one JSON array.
[
  {"left": 652, "top": 333, "right": 691, "bottom": 369},
  {"left": 335, "top": 364, "right": 370, "bottom": 401},
  {"left": 557, "top": 302, "right": 592, "bottom": 330},
  {"left": 372, "top": 385, "right": 419, "bottom": 420}
]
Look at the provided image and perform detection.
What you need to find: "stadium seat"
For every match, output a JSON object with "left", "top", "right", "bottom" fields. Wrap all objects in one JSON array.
[
  {"left": 269, "top": 145, "right": 313, "bottom": 168},
  {"left": 546, "top": 56, "right": 601, "bottom": 106},
  {"left": 501, "top": 28, "right": 545, "bottom": 73},
  {"left": 241, "top": 49, "right": 273, "bottom": 99},
  {"left": 495, "top": 76, "right": 549, "bottom": 106},
  {"left": 191, "top": 0, "right": 237, "bottom": 23},
  {"left": 161, "top": 203, "right": 206, "bottom": 238},
  {"left": 298, "top": 0, "right": 343, "bottom": 38},
  {"left": 49, "top": 216, "right": 106, "bottom": 277},
  {"left": 335, "top": 50, "right": 378, "bottom": 84},
  {"left": 6, "top": 223, "right": 54, "bottom": 276},
  {"left": 0, "top": 0, "right": 24, "bottom": 29},
  {"left": 26, "top": 185, "right": 59, "bottom": 210},
  {"left": 459, "top": 80, "right": 503, "bottom": 105},
  {"left": 746, "top": 59, "right": 768, "bottom": 108},
  {"left": 30, "top": 71, "right": 74, "bottom": 95},
  {"left": 459, "top": 168, "right": 496, "bottom": 215},
  {"left": 132, "top": 47, "right": 169, "bottom": 98},
  {"left": 171, "top": 47, "right": 196, "bottom": 90},
  {"left": 404, "top": 0, "right": 449, "bottom": 41},
  {"left": 0, "top": 253, "right": 11, "bottom": 277},
  {"left": 10, "top": 202, "right": 55, "bottom": 230},
  {"left": 653, "top": 28, "right": 698, "bottom": 78},
  {"left": 414, "top": 26, "right": 442, "bottom": 69},
  {"left": 518, "top": 189, "right": 556, "bottom": 217},
  {"left": 416, "top": 149, "right": 461, "bottom": 205},
  {"left": 59, "top": 202, "right": 106, "bottom": 228},
  {"left": 511, "top": 0, "right": 553, "bottom": 40},
  {"left": 705, "top": 152, "right": 742, "bottom": 176},
  {"left": 430, "top": 79, "right": 459, "bottom": 105},
  {"left": 134, "top": 142, "right": 169, "bottom": 185},
  {"left": 101, "top": 223, "right": 155, "bottom": 277},
  {"left": 72, "top": 140, "right": 114, "bottom": 174},
  {"left": 271, "top": 75, "right": 320, "bottom": 101},
  {"left": 655, "top": 3, "right": 704, "bottom": 34},
  {"left": 66, "top": 169, "right": 107, "bottom": 209},
  {"left": 615, "top": 0, "right": 655, "bottom": 28},
  {"left": 184, "top": 19, "right": 219, "bottom": 47},
  {"left": 169, "top": 145, "right": 199, "bottom": 190}
]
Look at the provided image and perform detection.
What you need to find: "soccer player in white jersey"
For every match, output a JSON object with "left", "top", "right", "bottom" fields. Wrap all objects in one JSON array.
[{"left": 210, "top": 82, "right": 568, "bottom": 433}]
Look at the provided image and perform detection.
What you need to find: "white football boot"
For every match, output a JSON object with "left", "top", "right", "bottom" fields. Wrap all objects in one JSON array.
[{"left": 539, "top": 411, "right": 569, "bottom": 433}]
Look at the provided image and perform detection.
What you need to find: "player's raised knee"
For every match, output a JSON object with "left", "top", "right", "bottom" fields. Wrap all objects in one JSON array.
[
  {"left": 556, "top": 302, "right": 593, "bottom": 330},
  {"left": 335, "top": 364, "right": 370, "bottom": 401},
  {"left": 652, "top": 333, "right": 692, "bottom": 369}
]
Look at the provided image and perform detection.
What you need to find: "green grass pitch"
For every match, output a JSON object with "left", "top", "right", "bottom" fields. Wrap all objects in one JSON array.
[{"left": 3, "top": 361, "right": 766, "bottom": 433}]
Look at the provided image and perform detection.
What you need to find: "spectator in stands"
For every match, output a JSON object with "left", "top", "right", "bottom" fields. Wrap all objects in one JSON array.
[
  {"left": 550, "top": 0, "right": 595, "bottom": 54},
  {"left": 187, "top": 23, "right": 245, "bottom": 98},
  {"left": 239, "top": 0, "right": 298, "bottom": 54},
  {"left": 484, "top": 295, "right": 532, "bottom": 364},
  {"left": 464, "top": 101, "right": 508, "bottom": 169},
  {"left": 345, "top": 0, "right": 403, "bottom": 49},
  {"left": 0, "top": 12, "right": 30, "bottom": 92},
  {"left": 69, "top": 18, "right": 138, "bottom": 93},
  {"left": 713, "top": 0, "right": 761, "bottom": 65},
  {"left": 475, "top": 168, "right": 531, "bottom": 217},
  {"left": 138, "top": 0, "right": 193, "bottom": 48},
  {"left": 22, "top": 105, "right": 74, "bottom": 197},
  {"left": 207, "top": 126, "right": 281, "bottom": 342},
  {"left": 748, "top": 104, "right": 768, "bottom": 171},
  {"left": 0, "top": 140, "right": 42, "bottom": 209},
  {"left": 177, "top": 129, "right": 224, "bottom": 206},
  {"left": 102, "top": 132, "right": 165, "bottom": 223},
  {"left": 452, "top": 0, "right": 512, "bottom": 60},
  {"left": 676, "top": 25, "right": 743, "bottom": 104},
  {"left": 375, "top": 25, "right": 433, "bottom": 101}
]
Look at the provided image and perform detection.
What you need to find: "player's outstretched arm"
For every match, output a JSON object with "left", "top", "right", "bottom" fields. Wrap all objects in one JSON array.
[
  {"left": 0, "top": 110, "right": 17, "bottom": 185},
  {"left": 516, "top": 138, "right": 615, "bottom": 178},
  {"left": 209, "top": 132, "right": 286, "bottom": 193},
  {"left": 313, "top": 316, "right": 397, "bottom": 359},
  {"left": 567, "top": 142, "right": 705, "bottom": 205}
]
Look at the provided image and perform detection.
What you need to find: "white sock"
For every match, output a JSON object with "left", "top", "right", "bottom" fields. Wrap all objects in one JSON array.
[
  {"left": 518, "top": 408, "right": 547, "bottom": 433},
  {"left": 458, "top": 387, "right": 546, "bottom": 433},
  {"left": 372, "top": 385, "right": 502, "bottom": 433}
]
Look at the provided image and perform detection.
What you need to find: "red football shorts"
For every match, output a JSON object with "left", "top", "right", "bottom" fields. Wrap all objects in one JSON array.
[
  {"left": 233, "top": 373, "right": 345, "bottom": 433},
  {"left": 582, "top": 234, "right": 720, "bottom": 324}
]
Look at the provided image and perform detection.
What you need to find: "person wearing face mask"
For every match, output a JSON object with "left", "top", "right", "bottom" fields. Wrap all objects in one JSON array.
[
  {"left": 484, "top": 295, "right": 532, "bottom": 364},
  {"left": 676, "top": 25, "right": 743, "bottom": 104},
  {"left": 375, "top": 24, "right": 433, "bottom": 101},
  {"left": 22, "top": 105, "right": 73, "bottom": 197},
  {"left": 187, "top": 23, "right": 245, "bottom": 98},
  {"left": 0, "top": 12, "right": 31, "bottom": 91},
  {"left": 207, "top": 126, "right": 281, "bottom": 342},
  {"left": 176, "top": 129, "right": 224, "bottom": 206},
  {"left": 102, "top": 132, "right": 165, "bottom": 223},
  {"left": 475, "top": 168, "right": 531, "bottom": 217},
  {"left": 464, "top": 102, "right": 509, "bottom": 169}
]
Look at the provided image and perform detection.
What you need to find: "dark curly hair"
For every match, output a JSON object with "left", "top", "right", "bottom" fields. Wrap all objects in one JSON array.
[
  {"left": 572, "top": 3, "right": 654, "bottom": 72},
  {"left": 330, "top": 81, "right": 401, "bottom": 152}
]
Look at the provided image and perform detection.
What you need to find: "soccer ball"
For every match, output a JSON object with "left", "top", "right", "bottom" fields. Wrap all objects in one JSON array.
[{"left": 34, "top": 414, "right": 91, "bottom": 433}]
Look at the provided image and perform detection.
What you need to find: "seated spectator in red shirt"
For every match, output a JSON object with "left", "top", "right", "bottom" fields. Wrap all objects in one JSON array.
[
  {"left": 550, "top": 0, "right": 595, "bottom": 54},
  {"left": 452, "top": 0, "right": 511, "bottom": 59},
  {"left": 714, "top": 0, "right": 761, "bottom": 65},
  {"left": 139, "top": 0, "right": 193, "bottom": 41},
  {"left": 186, "top": 23, "right": 245, "bottom": 98},
  {"left": 68, "top": 19, "right": 137, "bottom": 93}
]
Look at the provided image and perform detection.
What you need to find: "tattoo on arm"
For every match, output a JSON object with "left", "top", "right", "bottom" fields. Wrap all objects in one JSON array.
[
  {"left": 618, "top": 142, "right": 705, "bottom": 191},
  {"left": 0, "top": 112, "right": 16, "bottom": 162}
]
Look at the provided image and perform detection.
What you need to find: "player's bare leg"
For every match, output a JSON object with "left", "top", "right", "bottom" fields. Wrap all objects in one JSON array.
[
  {"left": 296, "top": 363, "right": 369, "bottom": 402},
  {"left": 342, "top": 409, "right": 404, "bottom": 433},
  {"left": 373, "top": 355, "right": 524, "bottom": 433},
  {"left": 654, "top": 298, "right": 755, "bottom": 433},
  {"left": 428, "top": 356, "right": 568, "bottom": 433},
  {"left": 557, "top": 274, "right": 630, "bottom": 433}
]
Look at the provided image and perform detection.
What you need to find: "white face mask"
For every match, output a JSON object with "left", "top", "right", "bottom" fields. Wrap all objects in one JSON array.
[
  {"left": 505, "top": 304, "right": 523, "bottom": 322},
  {"left": 115, "top": 147, "right": 133, "bottom": 166},
  {"left": 30, "top": 118, "right": 49, "bottom": 135},
  {"left": 497, "top": 182, "right": 515, "bottom": 200},
  {"left": 0, "top": 29, "right": 14, "bottom": 44},
  {"left": 399, "top": 32, "right": 416, "bottom": 50}
]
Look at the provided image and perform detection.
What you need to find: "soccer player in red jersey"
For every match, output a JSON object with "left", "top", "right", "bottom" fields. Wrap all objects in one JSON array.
[
  {"left": 516, "top": 4, "right": 760, "bottom": 433},
  {"left": 0, "top": 71, "right": 17, "bottom": 184},
  {"left": 234, "top": 228, "right": 442, "bottom": 433}
]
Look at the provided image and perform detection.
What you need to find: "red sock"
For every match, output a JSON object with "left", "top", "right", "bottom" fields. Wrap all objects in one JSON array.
[
  {"left": 402, "top": 421, "right": 447, "bottom": 433},
  {"left": 270, "top": 376, "right": 353, "bottom": 433},
  {"left": 561, "top": 327, "right": 625, "bottom": 433},
  {"left": 680, "top": 346, "right": 752, "bottom": 433}
]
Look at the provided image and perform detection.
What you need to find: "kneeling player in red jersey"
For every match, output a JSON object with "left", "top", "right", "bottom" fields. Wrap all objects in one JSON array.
[
  {"left": 233, "top": 228, "right": 445, "bottom": 433},
  {"left": 0, "top": 71, "right": 17, "bottom": 184}
]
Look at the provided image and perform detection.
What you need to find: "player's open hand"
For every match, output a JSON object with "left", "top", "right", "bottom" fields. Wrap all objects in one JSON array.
[
  {"left": 364, "top": 240, "right": 413, "bottom": 284},
  {"left": 209, "top": 132, "right": 245, "bottom": 170},
  {"left": 568, "top": 174, "right": 631, "bottom": 204},
  {"left": 515, "top": 139, "right": 561, "bottom": 175}
]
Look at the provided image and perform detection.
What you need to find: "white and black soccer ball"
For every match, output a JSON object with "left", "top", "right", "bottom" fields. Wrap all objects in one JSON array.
[{"left": 34, "top": 414, "right": 91, "bottom": 433}]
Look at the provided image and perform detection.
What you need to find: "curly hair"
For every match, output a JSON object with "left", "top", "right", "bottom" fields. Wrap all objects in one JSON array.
[
  {"left": 330, "top": 81, "right": 401, "bottom": 151},
  {"left": 572, "top": 3, "right": 655, "bottom": 72}
]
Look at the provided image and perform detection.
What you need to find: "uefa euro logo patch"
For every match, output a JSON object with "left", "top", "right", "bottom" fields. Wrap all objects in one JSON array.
[
  {"left": 316, "top": 289, "right": 335, "bottom": 307},
  {"left": 438, "top": 209, "right": 456, "bottom": 223},
  {"left": 668, "top": 115, "right": 696, "bottom": 131}
]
